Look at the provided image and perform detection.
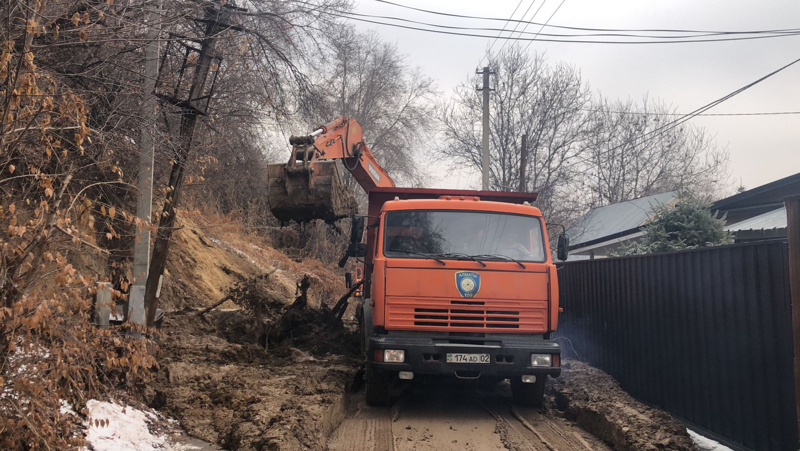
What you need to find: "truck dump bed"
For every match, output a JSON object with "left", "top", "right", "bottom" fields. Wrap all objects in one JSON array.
[{"left": 367, "top": 187, "right": 538, "bottom": 217}]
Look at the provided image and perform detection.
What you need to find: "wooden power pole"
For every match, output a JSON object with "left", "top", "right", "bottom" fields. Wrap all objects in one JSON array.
[{"left": 143, "top": 5, "right": 240, "bottom": 327}]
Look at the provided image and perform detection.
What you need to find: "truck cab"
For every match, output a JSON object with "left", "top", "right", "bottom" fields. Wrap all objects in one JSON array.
[{"left": 359, "top": 188, "right": 562, "bottom": 407}]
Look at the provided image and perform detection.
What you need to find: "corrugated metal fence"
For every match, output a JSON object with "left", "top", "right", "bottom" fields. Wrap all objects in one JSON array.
[{"left": 556, "top": 240, "right": 797, "bottom": 451}]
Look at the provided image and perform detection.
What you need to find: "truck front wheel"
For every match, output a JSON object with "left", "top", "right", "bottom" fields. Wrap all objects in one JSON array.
[
  {"left": 511, "top": 376, "right": 546, "bottom": 408},
  {"left": 365, "top": 365, "right": 390, "bottom": 407}
]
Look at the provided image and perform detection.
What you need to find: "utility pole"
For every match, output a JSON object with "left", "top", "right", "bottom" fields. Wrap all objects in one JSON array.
[
  {"left": 129, "top": 0, "right": 161, "bottom": 328},
  {"left": 476, "top": 66, "right": 495, "bottom": 190},
  {"left": 143, "top": 5, "right": 239, "bottom": 327},
  {"left": 518, "top": 134, "right": 528, "bottom": 192}
]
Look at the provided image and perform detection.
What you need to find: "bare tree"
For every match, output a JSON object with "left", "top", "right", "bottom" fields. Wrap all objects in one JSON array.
[
  {"left": 303, "top": 27, "right": 437, "bottom": 188},
  {"left": 438, "top": 48, "right": 730, "bottom": 226},
  {"left": 438, "top": 48, "right": 592, "bottom": 223},
  {"left": 584, "top": 96, "right": 730, "bottom": 204}
]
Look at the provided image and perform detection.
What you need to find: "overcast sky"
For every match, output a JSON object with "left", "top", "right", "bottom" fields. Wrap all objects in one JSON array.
[{"left": 348, "top": 0, "right": 800, "bottom": 193}]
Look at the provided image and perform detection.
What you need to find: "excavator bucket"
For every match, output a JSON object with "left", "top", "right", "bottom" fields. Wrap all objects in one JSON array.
[{"left": 268, "top": 159, "right": 358, "bottom": 224}]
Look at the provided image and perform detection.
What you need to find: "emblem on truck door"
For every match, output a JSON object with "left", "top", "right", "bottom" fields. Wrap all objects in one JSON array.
[{"left": 455, "top": 271, "right": 481, "bottom": 298}]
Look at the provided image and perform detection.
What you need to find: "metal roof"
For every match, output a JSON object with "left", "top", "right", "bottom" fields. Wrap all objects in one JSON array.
[
  {"left": 568, "top": 191, "right": 679, "bottom": 247},
  {"left": 712, "top": 172, "right": 800, "bottom": 211},
  {"left": 724, "top": 206, "right": 787, "bottom": 231}
]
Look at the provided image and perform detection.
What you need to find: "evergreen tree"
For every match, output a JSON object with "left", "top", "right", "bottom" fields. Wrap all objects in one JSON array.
[{"left": 616, "top": 194, "right": 733, "bottom": 255}]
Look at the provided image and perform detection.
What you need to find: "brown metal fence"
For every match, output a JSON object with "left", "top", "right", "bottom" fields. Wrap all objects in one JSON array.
[{"left": 555, "top": 240, "right": 797, "bottom": 451}]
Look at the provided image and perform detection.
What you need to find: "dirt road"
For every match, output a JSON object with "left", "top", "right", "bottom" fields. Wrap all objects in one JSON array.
[{"left": 328, "top": 383, "right": 611, "bottom": 451}]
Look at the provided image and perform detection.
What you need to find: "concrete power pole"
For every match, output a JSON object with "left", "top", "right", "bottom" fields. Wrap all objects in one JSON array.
[
  {"left": 518, "top": 134, "right": 528, "bottom": 192},
  {"left": 476, "top": 66, "right": 494, "bottom": 190},
  {"left": 129, "top": 0, "right": 162, "bottom": 327}
]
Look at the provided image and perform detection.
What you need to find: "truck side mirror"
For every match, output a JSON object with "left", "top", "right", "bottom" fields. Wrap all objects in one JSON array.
[
  {"left": 338, "top": 243, "right": 367, "bottom": 268},
  {"left": 345, "top": 272, "right": 353, "bottom": 288},
  {"left": 351, "top": 216, "right": 365, "bottom": 244},
  {"left": 557, "top": 234, "right": 569, "bottom": 261}
]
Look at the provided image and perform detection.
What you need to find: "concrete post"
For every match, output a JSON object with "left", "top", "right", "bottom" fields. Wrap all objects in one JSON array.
[
  {"left": 94, "top": 282, "right": 113, "bottom": 328},
  {"left": 129, "top": 0, "right": 162, "bottom": 326},
  {"left": 476, "top": 66, "right": 494, "bottom": 190}
]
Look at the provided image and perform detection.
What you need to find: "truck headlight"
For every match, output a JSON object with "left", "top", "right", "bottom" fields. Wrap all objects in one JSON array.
[
  {"left": 384, "top": 349, "right": 405, "bottom": 363},
  {"left": 531, "top": 354, "right": 552, "bottom": 367}
]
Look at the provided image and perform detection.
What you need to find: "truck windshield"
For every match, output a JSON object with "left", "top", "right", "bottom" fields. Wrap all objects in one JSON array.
[{"left": 383, "top": 210, "right": 546, "bottom": 263}]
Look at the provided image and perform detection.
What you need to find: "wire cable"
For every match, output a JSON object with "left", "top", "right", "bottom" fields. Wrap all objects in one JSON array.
[
  {"left": 344, "top": 10, "right": 770, "bottom": 40},
  {"left": 477, "top": 0, "right": 526, "bottom": 68},
  {"left": 372, "top": 0, "right": 800, "bottom": 36},
  {"left": 337, "top": 13, "right": 800, "bottom": 44},
  {"left": 583, "top": 109, "right": 800, "bottom": 117},
  {"left": 494, "top": 0, "right": 546, "bottom": 59},
  {"left": 568, "top": 55, "right": 800, "bottom": 169},
  {"left": 522, "top": 0, "right": 566, "bottom": 53}
]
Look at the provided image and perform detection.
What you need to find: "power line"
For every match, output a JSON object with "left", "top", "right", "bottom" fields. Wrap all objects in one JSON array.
[
  {"left": 373, "top": 0, "right": 800, "bottom": 36},
  {"left": 346, "top": 10, "right": 771, "bottom": 40},
  {"left": 571, "top": 55, "right": 800, "bottom": 168},
  {"left": 337, "top": 13, "right": 800, "bottom": 44},
  {"left": 522, "top": 0, "right": 566, "bottom": 53},
  {"left": 494, "top": 0, "right": 547, "bottom": 59},
  {"left": 585, "top": 109, "right": 800, "bottom": 117},
  {"left": 477, "top": 0, "right": 526, "bottom": 67}
]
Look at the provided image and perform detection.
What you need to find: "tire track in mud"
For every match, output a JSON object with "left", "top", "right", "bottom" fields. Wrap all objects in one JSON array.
[
  {"left": 327, "top": 392, "right": 394, "bottom": 451},
  {"left": 480, "top": 388, "right": 609, "bottom": 451},
  {"left": 326, "top": 384, "right": 611, "bottom": 451}
]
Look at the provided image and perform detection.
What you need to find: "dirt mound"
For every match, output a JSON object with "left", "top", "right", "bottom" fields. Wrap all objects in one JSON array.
[
  {"left": 548, "top": 360, "right": 696, "bottom": 451},
  {"left": 152, "top": 306, "right": 359, "bottom": 450},
  {"left": 151, "top": 272, "right": 361, "bottom": 451},
  {"left": 159, "top": 210, "right": 348, "bottom": 312}
]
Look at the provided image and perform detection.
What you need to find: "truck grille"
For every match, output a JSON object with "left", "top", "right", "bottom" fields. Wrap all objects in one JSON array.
[
  {"left": 413, "top": 301, "right": 520, "bottom": 329},
  {"left": 386, "top": 298, "right": 548, "bottom": 332}
]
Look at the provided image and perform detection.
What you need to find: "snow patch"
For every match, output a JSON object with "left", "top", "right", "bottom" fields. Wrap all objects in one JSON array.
[
  {"left": 60, "top": 399, "right": 76, "bottom": 416},
  {"left": 688, "top": 429, "right": 733, "bottom": 451},
  {"left": 85, "top": 400, "right": 166, "bottom": 451}
]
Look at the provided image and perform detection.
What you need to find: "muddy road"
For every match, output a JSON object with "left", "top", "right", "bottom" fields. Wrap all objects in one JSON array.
[{"left": 328, "top": 383, "right": 611, "bottom": 451}]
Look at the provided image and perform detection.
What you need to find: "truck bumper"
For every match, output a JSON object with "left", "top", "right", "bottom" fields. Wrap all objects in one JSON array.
[{"left": 369, "top": 331, "right": 561, "bottom": 380}]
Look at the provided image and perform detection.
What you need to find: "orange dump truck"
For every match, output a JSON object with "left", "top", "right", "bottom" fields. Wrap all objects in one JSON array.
[{"left": 268, "top": 117, "right": 567, "bottom": 407}]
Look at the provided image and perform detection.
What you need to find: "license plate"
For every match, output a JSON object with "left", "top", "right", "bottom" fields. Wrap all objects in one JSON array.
[{"left": 446, "top": 353, "right": 490, "bottom": 364}]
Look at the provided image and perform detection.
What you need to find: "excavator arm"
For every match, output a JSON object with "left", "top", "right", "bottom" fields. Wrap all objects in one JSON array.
[{"left": 268, "top": 117, "right": 394, "bottom": 223}]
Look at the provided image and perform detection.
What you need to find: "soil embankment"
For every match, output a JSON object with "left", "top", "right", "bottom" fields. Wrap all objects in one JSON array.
[
  {"left": 151, "top": 212, "right": 360, "bottom": 450},
  {"left": 152, "top": 305, "right": 359, "bottom": 451},
  {"left": 549, "top": 360, "right": 697, "bottom": 450}
]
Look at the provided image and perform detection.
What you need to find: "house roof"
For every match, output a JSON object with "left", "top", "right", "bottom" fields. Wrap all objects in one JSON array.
[
  {"left": 724, "top": 206, "right": 787, "bottom": 232},
  {"left": 712, "top": 172, "right": 800, "bottom": 211},
  {"left": 567, "top": 191, "right": 679, "bottom": 249}
]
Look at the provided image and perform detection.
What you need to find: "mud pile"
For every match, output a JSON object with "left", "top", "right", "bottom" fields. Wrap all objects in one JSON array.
[
  {"left": 150, "top": 276, "right": 360, "bottom": 451},
  {"left": 548, "top": 360, "right": 697, "bottom": 451}
]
